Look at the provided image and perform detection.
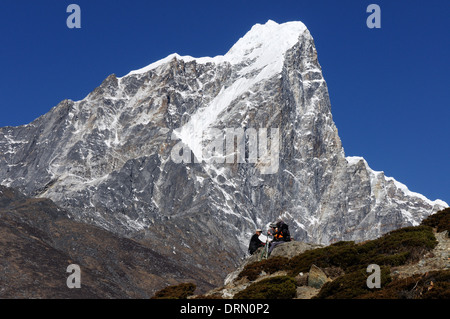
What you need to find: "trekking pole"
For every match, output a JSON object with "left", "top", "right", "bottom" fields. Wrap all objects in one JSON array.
[
  {"left": 264, "top": 238, "right": 269, "bottom": 259},
  {"left": 259, "top": 238, "right": 267, "bottom": 261}
]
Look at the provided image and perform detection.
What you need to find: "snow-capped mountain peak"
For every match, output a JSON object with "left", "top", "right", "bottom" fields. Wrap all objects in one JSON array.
[{"left": 123, "top": 20, "right": 307, "bottom": 80}]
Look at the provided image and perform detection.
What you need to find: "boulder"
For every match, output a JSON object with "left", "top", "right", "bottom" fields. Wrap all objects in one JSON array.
[
  {"left": 270, "top": 241, "right": 323, "bottom": 259},
  {"left": 307, "top": 264, "right": 329, "bottom": 289}
]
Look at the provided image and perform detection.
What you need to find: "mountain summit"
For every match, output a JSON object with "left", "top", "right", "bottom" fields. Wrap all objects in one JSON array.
[
  {"left": 125, "top": 20, "right": 307, "bottom": 77},
  {"left": 0, "top": 20, "right": 446, "bottom": 287}
]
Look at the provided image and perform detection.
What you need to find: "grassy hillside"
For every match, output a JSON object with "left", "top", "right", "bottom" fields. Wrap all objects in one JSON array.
[
  {"left": 156, "top": 207, "right": 449, "bottom": 299},
  {"left": 234, "top": 207, "right": 449, "bottom": 299}
]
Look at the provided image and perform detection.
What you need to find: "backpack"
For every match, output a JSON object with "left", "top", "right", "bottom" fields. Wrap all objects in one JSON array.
[{"left": 277, "top": 221, "right": 291, "bottom": 242}]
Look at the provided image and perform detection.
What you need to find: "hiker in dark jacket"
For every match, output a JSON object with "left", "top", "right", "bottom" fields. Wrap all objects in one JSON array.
[
  {"left": 248, "top": 229, "right": 264, "bottom": 255},
  {"left": 268, "top": 220, "right": 291, "bottom": 255}
]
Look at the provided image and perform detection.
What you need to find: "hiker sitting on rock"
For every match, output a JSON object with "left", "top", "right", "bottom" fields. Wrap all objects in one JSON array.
[
  {"left": 267, "top": 220, "right": 291, "bottom": 255},
  {"left": 248, "top": 229, "right": 264, "bottom": 255}
]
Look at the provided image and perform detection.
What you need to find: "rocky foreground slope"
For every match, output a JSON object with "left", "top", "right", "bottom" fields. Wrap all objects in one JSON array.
[{"left": 188, "top": 208, "right": 449, "bottom": 299}]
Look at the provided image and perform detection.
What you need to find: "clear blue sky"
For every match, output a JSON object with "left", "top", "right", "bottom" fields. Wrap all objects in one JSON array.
[{"left": 0, "top": 0, "right": 448, "bottom": 204}]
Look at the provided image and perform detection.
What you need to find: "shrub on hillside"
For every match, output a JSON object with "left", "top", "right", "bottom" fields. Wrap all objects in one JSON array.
[
  {"left": 287, "top": 225, "right": 437, "bottom": 276},
  {"left": 361, "top": 270, "right": 450, "bottom": 299},
  {"left": 237, "top": 257, "right": 289, "bottom": 281},
  {"left": 151, "top": 282, "right": 196, "bottom": 299},
  {"left": 314, "top": 266, "right": 391, "bottom": 299},
  {"left": 421, "top": 207, "right": 450, "bottom": 234},
  {"left": 234, "top": 276, "right": 296, "bottom": 299}
]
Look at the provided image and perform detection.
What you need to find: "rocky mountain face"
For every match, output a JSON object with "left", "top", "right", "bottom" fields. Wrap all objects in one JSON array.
[{"left": 0, "top": 20, "right": 447, "bottom": 293}]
